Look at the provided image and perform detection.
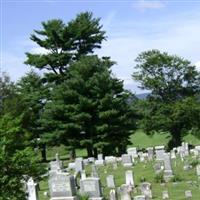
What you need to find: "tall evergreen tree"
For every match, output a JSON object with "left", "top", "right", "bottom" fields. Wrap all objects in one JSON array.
[
  {"left": 41, "top": 56, "right": 136, "bottom": 157},
  {"left": 25, "top": 12, "right": 106, "bottom": 82}
]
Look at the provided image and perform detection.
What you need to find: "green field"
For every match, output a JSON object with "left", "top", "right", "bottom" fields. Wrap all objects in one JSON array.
[{"left": 38, "top": 130, "right": 200, "bottom": 200}]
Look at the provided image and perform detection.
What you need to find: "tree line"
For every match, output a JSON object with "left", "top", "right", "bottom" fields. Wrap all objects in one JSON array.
[{"left": 0, "top": 12, "right": 200, "bottom": 199}]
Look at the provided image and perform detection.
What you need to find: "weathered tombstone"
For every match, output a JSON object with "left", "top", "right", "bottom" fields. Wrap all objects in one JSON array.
[
  {"left": 95, "top": 160, "right": 104, "bottom": 166},
  {"left": 134, "top": 195, "right": 146, "bottom": 200},
  {"left": 91, "top": 165, "right": 99, "bottom": 178},
  {"left": 118, "top": 184, "right": 131, "bottom": 200},
  {"left": 163, "top": 153, "right": 173, "bottom": 181},
  {"left": 105, "top": 156, "right": 117, "bottom": 164},
  {"left": 106, "top": 175, "right": 115, "bottom": 188},
  {"left": 154, "top": 161, "right": 164, "bottom": 174},
  {"left": 127, "top": 147, "right": 138, "bottom": 158},
  {"left": 27, "top": 177, "right": 38, "bottom": 200},
  {"left": 147, "top": 147, "right": 154, "bottom": 161},
  {"left": 125, "top": 170, "right": 134, "bottom": 187},
  {"left": 140, "top": 182, "right": 152, "bottom": 199},
  {"left": 83, "top": 159, "right": 89, "bottom": 165},
  {"left": 185, "top": 190, "right": 192, "bottom": 198},
  {"left": 155, "top": 146, "right": 165, "bottom": 160},
  {"left": 88, "top": 157, "right": 95, "bottom": 163},
  {"left": 98, "top": 154, "right": 103, "bottom": 160},
  {"left": 95, "top": 154, "right": 104, "bottom": 166},
  {"left": 170, "top": 150, "right": 176, "bottom": 159},
  {"left": 50, "top": 161, "right": 61, "bottom": 171},
  {"left": 162, "top": 190, "right": 169, "bottom": 199},
  {"left": 68, "top": 162, "right": 75, "bottom": 170},
  {"left": 49, "top": 172, "right": 77, "bottom": 200},
  {"left": 81, "top": 170, "right": 87, "bottom": 180},
  {"left": 196, "top": 164, "right": 200, "bottom": 176},
  {"left": 75, "top": 157, "right": 84, "bottom": 173},
  {"left": 109, "top": 189, "right": 117, "bottom": 200},
  {"left": 121, "top": 154, "right": 132, "bottom": 167},
  {"left": 80, "top": 177, "right": 103, "bottom": 199}
]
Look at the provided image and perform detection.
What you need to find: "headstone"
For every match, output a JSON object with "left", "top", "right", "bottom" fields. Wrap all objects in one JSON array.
[
  {"left": 196, "top": 164, "right": 200, "bottom": 176},
  {"left": 88, "top": 157, "right": 95, "bottom": 163},
  {"left": 125, "top": 170, "right": 134, "bottom": 187},
  {"left": 163, "top": 153, "right": 173, "bottom": 181},
  {"left": 68, "top": 162, "right": 75, "bottom": 170},
  {"left": 105, "top": 156, "right": 117, "bottom": 164},
  {"left": 127, "top": 147, "right": 138, "bottom": 158},
  {"left": 83, "top": 159, "right": 89, "bottom": 165},
  {"left": 80, "top": 177, "right": 103, "bottom": 199},
  {"left": 95, "top": 160, "right": 104, "bottom": 166},
  {"left": 98, "top": 154, "right": 103, "bottom": 160},
  {"left": 49, "top": 172, "right": 77, "bottom": 200},
  {"left": 147, "top": 147, "right": 154, "bottom": 161},
  {"left": 109, "top": 189, "right": 117, "bottom": 200},
  {"left": 134, "top": 195, "right": 146, "bottom": 200},
  {"left": 155, "top": 146, "right": 165, "bottom": 160},
  {"left": 154, "top": 161, "right": 164, "bottom": 174},
  {"left": 140, "top": 182, "right": 152, "bottom": 199},
  {"left": 50, "top": 161, "right": 61, "bottom": 171},
  {"left": 121, "top": 154, "right": 132, "bottom": 167},
  {"left": 162, "top": 190, "right": 169, "bottom": 199},
  {"left": 27, "top": 177, "right": 38, "bottom": 200},
  {"left": 81, "top": 170, "right": 86, "bottom": 180},
  {"left": 75, "top": 157, "right": 84, "bottom": 173},
  {"left": 170, "top": 150, "right": 176, "bottom": 159},
  {"left": 91, "top": 165, "right": 99, "bottom": 178},
  {"left": 185, "top": 190, "right": 192, "bottom": 198},
  {"left": 118, "top": 184, "right": 131, "bottom": 200},
  {"left": 106, "top": 175, "right": 115, "bottom": 188}
]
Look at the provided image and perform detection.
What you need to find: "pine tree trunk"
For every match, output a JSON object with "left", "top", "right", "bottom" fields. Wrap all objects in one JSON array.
[
  {"left": 41, "top": 143, "right": 47, "bottom": 162},
  {"left": 87, "top": 146, "right": 93, "bottom": 157},
  {"left": 93, "top": 148, "right": 98, "bottom": 158}
]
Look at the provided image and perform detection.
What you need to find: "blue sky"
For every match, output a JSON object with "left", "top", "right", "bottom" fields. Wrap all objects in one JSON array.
[{"left": 1, "top": 0, "right": 200, "bottom": 93}]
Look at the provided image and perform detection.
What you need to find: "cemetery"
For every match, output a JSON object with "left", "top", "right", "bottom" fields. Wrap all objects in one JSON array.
[
  {"left": 26, "top": 141, "right": 200, "bottom": 200},
  {"left": 1, "top": 2, "right": 200, "bottom": 200}
]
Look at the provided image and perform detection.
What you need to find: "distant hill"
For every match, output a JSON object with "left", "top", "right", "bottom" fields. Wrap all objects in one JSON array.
[{"left": 136, "top": 93, "right": 150, "bottom": 99}]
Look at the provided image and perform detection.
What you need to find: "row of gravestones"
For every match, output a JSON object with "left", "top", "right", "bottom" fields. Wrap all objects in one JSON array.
[{"left": 26, "top": 144, "right": 200, "bottom": 200}]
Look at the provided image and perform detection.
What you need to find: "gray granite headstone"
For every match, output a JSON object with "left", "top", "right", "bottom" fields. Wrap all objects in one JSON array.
[
  {"left": 106, "top": 175, "right": 115, "bottom": 188},
  {"left": 163, "top": 153, "right": 173, "bottom": 181},
  {"left": 140, "top": 182, "right": 152, "bottom": 199},
  {"left": 118, "top": 184, "right": 131, "bottom": 200},
  {"left": 147, "top": 147, "right": 154, "bottom": 161},
  {"left": 109, "top": 189, "right": 117, "bottom": 200},
  {"left": 80, "top": 177, "right": 102, "bottom": 199},
  {"left": 155, "top": 146, "right": 165, "bottom": 160},
  {"left": 125, "top": 170, "right": 134, "bottom": 187},
  {"left": 162, "top": 190, "right": 169, "bottom": 199},
  {"left": 75, "top": 157, "right": 84, "bottom": 173},
  {"left": 49, "top": 172, "right": 77, "bottom": 200},
  {"left": 127, "top": 147, "right": 138, "bottom": 158},
  {"left": 185, "top": 190, "right": 192, "bottom": 198},
  {"left": 121, "top": 154, "right": 132, "bottom": 167}
]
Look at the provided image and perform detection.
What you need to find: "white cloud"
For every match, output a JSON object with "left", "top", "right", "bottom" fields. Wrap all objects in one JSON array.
[{"left": 133, "top": 0, "right": 166, "bottom": 11}]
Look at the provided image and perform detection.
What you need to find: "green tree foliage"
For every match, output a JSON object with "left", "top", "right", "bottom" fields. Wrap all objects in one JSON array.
[
  {"left": 133, "top": 50, "right": 200, "bottom": 102},
  {"left": 25, "top": 12, "right": 106, "bottom": 81},
  {"left": 17, "top": 71, "right": 49, "bottom": 161},
  {"left": 0, "top": 72, "right": 17, "bottom": 116},
  {"left": 133, "top": 50, "right": 200, "bottom": 148},
  {"left": 0, "top": 114, "right": 45, "bottom": 200},
  {"left": 41, "top": 56, "right": 136, "bottom": 157}
]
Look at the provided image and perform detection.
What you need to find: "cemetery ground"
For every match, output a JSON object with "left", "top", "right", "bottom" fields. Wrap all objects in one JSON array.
[{"left": 37, "top": 130, "right": 200, "bottom": 200}]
